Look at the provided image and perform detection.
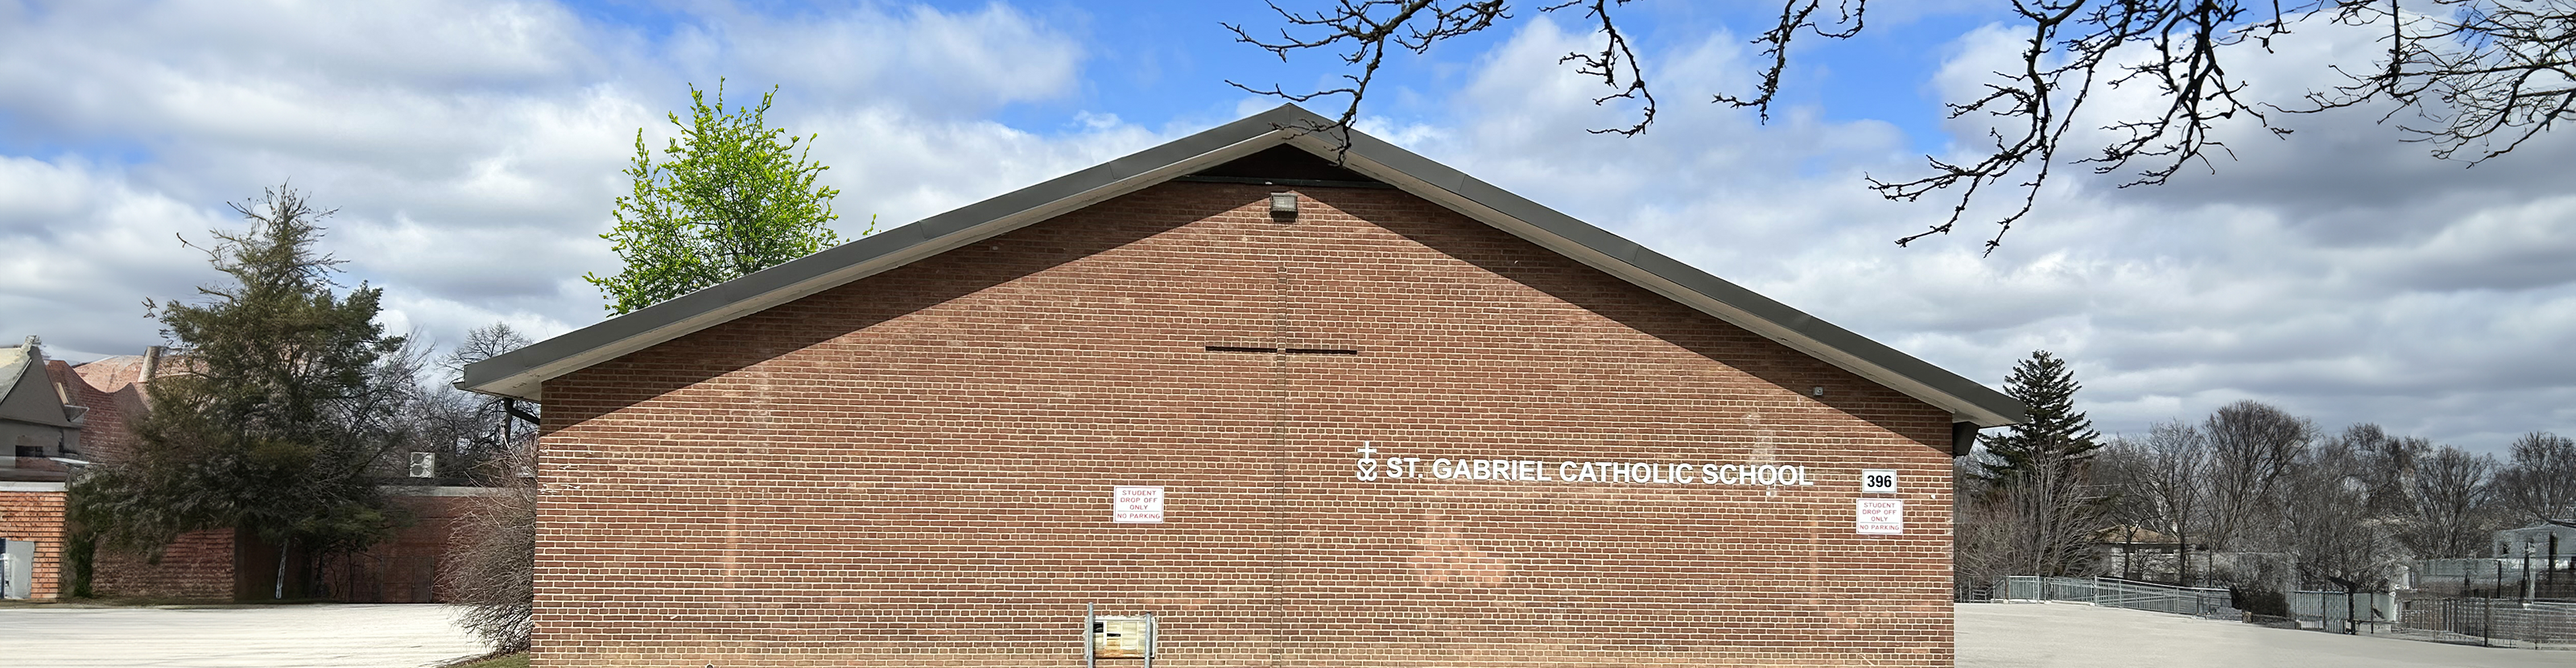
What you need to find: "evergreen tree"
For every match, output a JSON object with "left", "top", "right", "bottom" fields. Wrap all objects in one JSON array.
[
  {"left": 584, "top": 81, "right": 853, "bottom": 315},
  {"left": 1960, "top": 350, "right": 2106, "bottom": 577},
  {"left": 1979, "top": 350, "right": 2103, "bottom": 486},
  {"left": 70, "top": 186, "right": 409, "bottom": 599}
]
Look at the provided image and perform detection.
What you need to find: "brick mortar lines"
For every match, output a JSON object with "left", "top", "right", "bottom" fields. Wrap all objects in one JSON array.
[{"left": 527, "top": 182, "right": 1958, "bottom": 667}]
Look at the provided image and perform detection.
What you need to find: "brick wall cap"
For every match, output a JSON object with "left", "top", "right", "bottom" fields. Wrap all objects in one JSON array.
[
  {"left": 460, "top": 104, "right": 2026, "bottom": 429},
  {"left": 378, "top": 485, "right": 514, "bottom": 497}
]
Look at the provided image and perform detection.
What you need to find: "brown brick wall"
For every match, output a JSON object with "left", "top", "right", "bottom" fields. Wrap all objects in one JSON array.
[
  {"left": 324, "top": 493, "right": 478, "bottom": 603},
  {"left": 534, "top": 182, "right": 1959, "bottom": 666},
  {"left": 0, "top": 488, "right": 66, "bottom": 600},
  {"left": 92, "top": 528, "right": 233, "bottom": 600}
]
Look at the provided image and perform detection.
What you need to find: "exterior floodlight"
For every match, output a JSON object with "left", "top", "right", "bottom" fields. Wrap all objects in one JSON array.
[{"left": 1269, "top": 192, "right": 1298, "bottom": 216}]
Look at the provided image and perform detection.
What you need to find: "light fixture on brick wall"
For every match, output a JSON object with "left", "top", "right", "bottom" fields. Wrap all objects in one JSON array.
[{"left": 1269, "top": 192, "right": 1298, "bottom": 218}]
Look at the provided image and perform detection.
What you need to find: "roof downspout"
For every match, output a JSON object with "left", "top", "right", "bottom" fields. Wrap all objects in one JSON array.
[{"left": 1951, "top": 422, "right": 1983, "bottom": 457}]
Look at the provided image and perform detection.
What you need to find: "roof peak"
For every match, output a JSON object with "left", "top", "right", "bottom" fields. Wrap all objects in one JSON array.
[{"left": 462, "top": 103, "right": 2022, "bottom": 431}]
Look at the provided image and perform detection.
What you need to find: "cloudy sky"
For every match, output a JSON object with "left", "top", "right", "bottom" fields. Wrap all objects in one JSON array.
[{"left": 2, "top": 1, "right": 2570, "bottom": 456}]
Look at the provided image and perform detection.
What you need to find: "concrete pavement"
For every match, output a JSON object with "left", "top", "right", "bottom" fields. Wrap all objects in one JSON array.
[
  {"left": 0, "top": 603, "right": 489, "bottom": 667},
  {"left": 1959, "top": 601, "right": 2569, "bottom": 668},
  {"left": 4, "top": 599, "right": 2566, "bottom": 666}
]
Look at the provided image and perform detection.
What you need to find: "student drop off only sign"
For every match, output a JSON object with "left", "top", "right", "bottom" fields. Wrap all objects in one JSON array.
[
  {"left": 1856, "top": 499, "right": 1904, "bottom": 534},
  {"left": 1113, "top": 486, "right": 1164, "bottom": 523}
]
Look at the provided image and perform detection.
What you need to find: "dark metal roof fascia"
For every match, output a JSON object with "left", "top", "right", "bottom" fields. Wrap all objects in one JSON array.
[
  {"left": 463, "top": 102, "right": 2025, "bottom": 428},
  {"left": 1287, "top": 122, "right": 2026, "bottom": 428},
  {"left": 457, "top": 106, "right": 1313, "bottom": 400}
]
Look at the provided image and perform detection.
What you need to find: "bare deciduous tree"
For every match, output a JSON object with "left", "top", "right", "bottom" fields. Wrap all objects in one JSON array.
[
  {"left": 2496, "top": 431, "right": 2576, "bottom": 527},
  {"left": 2397, "top": 445, "right": 2502, "bottom": 558},
  {"left": 1958, "top": 445, "right": 2110, "bottom": 583},
  {"left": 2334, "top": 423, "right": 2426, "bottom": 517},
  {"left": 1952, "top": 456, "right": 2018, "bottom": 590},
  {"left": 434, "top": 323, "right": 538, "bottom": 652},
  {"left": 2277, "top": 439, "right": 2399, "bottom": 602},
  {"left": 1230, "top": 2, "right": 2576, "bottom": 251},
  {"left": 424, "top": 324, "right": 537, "bottom": 483},
  {"left": 442, "top": 441, "right": 535, "bottom": 652},
  {"left": 2097, "top": 420, "right": 2210, "bottom": 583},
  {"left": 2200, "top": 401, "right": 2312, "bottom": 552}
]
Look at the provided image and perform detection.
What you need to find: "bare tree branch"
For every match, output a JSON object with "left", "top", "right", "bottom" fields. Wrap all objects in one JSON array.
[
  {"left": 2294, "top": 1, "right": 2576, "bottom": 165},
  {"left": 1549, "top": 0, "right": 1660, "bottom": 135},
  {"left": 1224, "top": 1, "right": 1513, "bottom": 152},
  {"left": 1715, "top": 1, "right": 1870, "bottom": 122},
  {"left": 1232, "top": 1, "right": 2576, "bottom": 251}
]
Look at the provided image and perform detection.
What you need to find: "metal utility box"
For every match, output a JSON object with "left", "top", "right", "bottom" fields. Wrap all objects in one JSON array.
[
  {"left": 2, "top": 538, "right": 31, "bottom": 600},
  {"left": 1084, "top": 604, "right": 1155, "bottom": 666},
  {"left": 1092, "top": 616, "right": 1151, "bottom": 658}
]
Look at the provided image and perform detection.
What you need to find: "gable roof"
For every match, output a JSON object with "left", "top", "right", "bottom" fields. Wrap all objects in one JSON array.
[
  {"left": 0, "top": 339, "right": 77, "bottom": 429},
  {"left": 460, "top": 104, "right": 2025, "bottom": 428}
]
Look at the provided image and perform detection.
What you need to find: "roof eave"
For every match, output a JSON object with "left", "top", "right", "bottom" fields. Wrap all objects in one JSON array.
[
  {"left": 463, "top": 104, "right": 2026, "bottom": 428},
  {"left": 460, "top": 108, "right": 1322, "bottom": 401}
]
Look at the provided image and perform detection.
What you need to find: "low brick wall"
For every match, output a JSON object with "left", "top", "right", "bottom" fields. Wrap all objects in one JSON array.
[
  {"left": 92, "top": 528, "right": 235, "bottom": 600},
  {"left": 323, "top": 491, "right": 489, "bottom": 603}
]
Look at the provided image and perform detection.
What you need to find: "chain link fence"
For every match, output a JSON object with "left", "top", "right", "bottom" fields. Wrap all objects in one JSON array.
[
  {"left": 2386, "top": 599, "right": 2576, "bottom": 649},
  {"left": 1990, "top": 575, "right": 2236, "bottom": 618},
  {"left": 1976, "top": 575, "right": 2574, "bottom": 649},
  {"left": 2412, "top": 557, "right": 2576, "bottom": 598}
]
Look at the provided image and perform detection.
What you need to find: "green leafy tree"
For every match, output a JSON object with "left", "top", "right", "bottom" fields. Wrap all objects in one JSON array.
[
  {"left": 71, "top": 186, "right": 410, "bottom": 600},
  {"left": 585, "top": 82, "right": 850, "bottom": 315}
]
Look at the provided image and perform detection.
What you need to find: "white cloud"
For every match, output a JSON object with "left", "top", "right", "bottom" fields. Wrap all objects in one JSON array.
[
  {"left": 3, "top": 2, "right": 2567, "bottom": 457},
  {"left": 0, "top": 156, "right": 229, "bottom": 360},
  {"left": 1384, "top": 15, "right": 2576, "bottom": 455},
  {"left": 0, "top": 0, "right": 1145, "bottom": 365}
]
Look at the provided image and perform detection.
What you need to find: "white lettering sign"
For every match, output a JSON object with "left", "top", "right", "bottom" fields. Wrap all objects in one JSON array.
[
  {"left": 1860, "top": 468, "right": 1898, "bottom": 493},
  {"left": 1856, "top": 499, "right": 1905, "bottom": 534},
  {"left": 1356, "top": 447, "right": 1816, "bottom": 488},
  {"left": 1113, "top": 486, "right": 1164, "bottom": 523}
]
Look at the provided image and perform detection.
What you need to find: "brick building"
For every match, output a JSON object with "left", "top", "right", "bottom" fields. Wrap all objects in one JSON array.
[
  {"left": 6, "top": 340, "right": 493, "bottom": 602},
  {"left": 39, "top": 344, "right": 234, "bottom": 600},
  {"left": 2, "top": 336, "right": 80, "bottom": 600},
  {"left": 462, "top": 105, "right": 2024, "bottom": 666}
]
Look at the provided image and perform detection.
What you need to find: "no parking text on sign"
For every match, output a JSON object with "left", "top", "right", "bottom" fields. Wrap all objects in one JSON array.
[
  {"left": 1856, "top": 499, "right": 1904, "bottom": 534},
  {"left": 1113, "top": 486, "right": 1164, "bottom": 523}
]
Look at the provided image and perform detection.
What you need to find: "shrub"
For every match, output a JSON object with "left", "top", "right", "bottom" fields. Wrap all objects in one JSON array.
[{"left": 442, "top": 443, "right": 535, "bottom": 652}]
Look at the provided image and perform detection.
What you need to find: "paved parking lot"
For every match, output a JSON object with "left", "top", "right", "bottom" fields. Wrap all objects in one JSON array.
[
  {"left": 1961, "top": 602, "right": 2570, "bottom": 668},
  {"left": 0, "top": 604, "right": 489, "bottom": 667},
  {"left": 5, "top": 600, "right": 2566, "bottom": 666}
]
